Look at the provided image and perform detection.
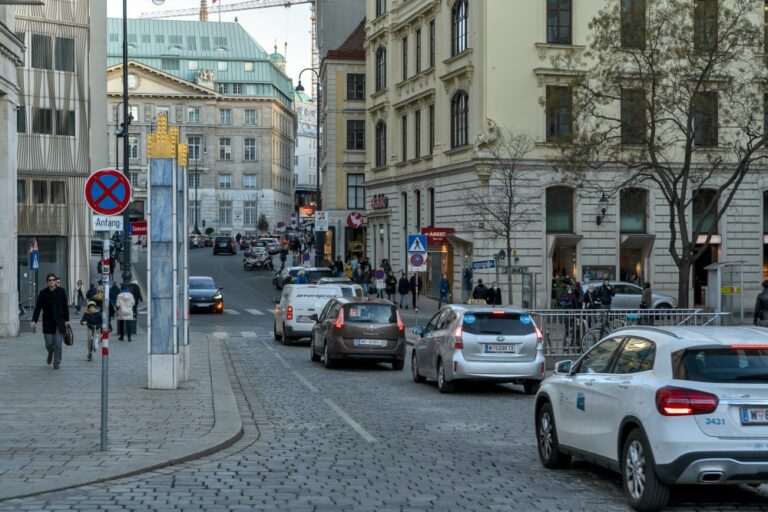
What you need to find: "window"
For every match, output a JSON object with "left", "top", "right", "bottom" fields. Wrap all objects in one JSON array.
[
  {"left": 49, "top": 181, "right": 65, "bottom": 204},
  {"left": 415, "top": 189, "right": 421, "bottom": 229},
  {"left": 244, "top": 61, "right": 255, "bottom": 72},
  {"left": 620, "top": 188, "right": 647, "bottom": 234},
  {"left": 694, "top": 0, "right": 718, "bottom": 51},
  {"left": 347, "top": 74, "right": 365, "bottom": 100},
  {"left": 547, "top": 0, "right": 572, "bottom": 45},
  {"left": 244, "top": 108, "right": 258, "bottom": 125},
  {"left": 546, "top": 186, "right": 574, "bottom": 233},
  {"left": 546, "top": 86, "right": 573, "bottom": 142},
  {"left": 402, "top": 36, "right": 408, "bottom": 81},
  {"left": 244, "top": 201, "right": 257, "bottom": 225},
  {"left": 450, "top": 91, "right": 469, "bottom": 148},
  {"left": 32, "top": 180, "right": 47, "bottom": 203},
  {"left": 128, "top": 135, "right": 139, "bottom": 160},
  {"left": 244, "top": 174, "right": 257, "bottom": 189},
  {"left": 17, "top": 180, "right": 26, "bottom": 203},
  {"left": 401, "top": 114, "right": 408, "bottom": 161},
  {"left": 32, "top": 108, "right": 52, "bottom": 134},
  {"left": 187, "top": 36, "right": 197, "bottom": 50},
  {"left": 429, "top": 104, "right": 435, "bottom": 155},
  {"left": 17, "top": 106, "right": 26, "bottom": 134},
  {"left": 375, "top": 46, "right": 387, "bottom": 91},
  {"left": 218, "top": 61, "right": 228, "bottom": 71},
  {"left": 189, "top": 200, "right": 200, "bottom": 224},
  {"left": 31, "top": 34, "right": 52, "bottom": 69},
  {"left": 161, "top": 58, "right": 179, "bottom": 71},
  {"left": 575, "top": 338, "right": 623, "bottom": 374},
  {"left": 452, "top": 0, "right": 468, "bottom": 56},
  {"left": 376, "top": 0, "right": 386, "bottom": 17},
  {"left": 401, "top": 192, "right": 408, "bottom": 231},
  {"left": 429, "top": 187, "right": 435, "bottom": 226},
  {"left": 129, "top": 105, "right": 139, "bottom": 122},
  {"left": 188, "top": 60, "right": 199, "bottom": 71},
  {"left": 217, "top": 83, "right": 228, "bottom": 94},
  {"left": 155, "top": 35, "right": 164, "bottom": 44},
  {"left": 219, "top": 174, "right": 232, "bottom": 189},
  {"left": 188, "top": 107, "right": 201, "bottom": 123},
  {"left": 156, "top": 106, "right": 170, "bottom": 119},
  {"left": 672, "top": 346, "right": 768, "bottom": 383},
  {"left": 188, "top": 136, "right": 201, "bottom": 161},
  {"left": 693, "top": 189, "right": 718, "bottom": 235},
  {"left": 55, "top": 37, "right": 74, "bottom": 71},
  {"left": 54, "top": 110, "right": 75, "bottom": 136},
  {"left": 219, "top": 108, "right": 232, "bottom": 125},
  {"left": 347, "top": 173, "right": 365, "bottom": 209},
  {"left": 232, "top": 83, "right": 243, "bottom": 95},
  {"left": 429, "top": 20, "right": 435, "bottom": 68},
  {"left": 415, "top": 28, "right": 422, "bottom": 73},
  {"left": 621, "top": 88, "right": 646, "bottom": 145},
  {"left": 694, "top": 91, "right": 718, "bottom": 147},
  {"left": 244, "top": 137, "right": 257, "bottom": 161},
  {"left": 614, "top": 338, "right": 655, "bottom": 374},
  {"left": 219, "top": 137, "right": 232, "bottom": 160},
  {"left": 375, "top": 121, "right": 387, "bottom": 167},
  {"left": 188, "top": 174, "right": 200, "bottom": 189},
  {"left": 219, "top": 201, "right": 232, "bottom": 225},
  {"left": 414, "top": 109, "right": 421, "bottom": 158},
  {"left": 346, "top": 120, "right": 365, "bottom": 150},
  {"left": 621, "top": 0, "right": 646, "bottom": 49}
]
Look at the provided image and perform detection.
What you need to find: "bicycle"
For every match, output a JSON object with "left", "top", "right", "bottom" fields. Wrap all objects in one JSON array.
[
  {"left": 580, "top": 309, "right": 627, "bottom": 351},
  {"left": 86, "top": 324, "right": 100, "bottom": 361}
]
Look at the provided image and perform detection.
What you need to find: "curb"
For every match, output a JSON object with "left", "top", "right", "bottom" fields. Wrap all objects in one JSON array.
[{"left": 0, "top": 335, "right": 243, "bottom": 502}]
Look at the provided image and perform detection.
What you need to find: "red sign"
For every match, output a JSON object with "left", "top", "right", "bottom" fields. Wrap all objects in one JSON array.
[
  {"left": 421, "top": 227, "right": 455, "bottom": 244},
  {"left": 347, "top": 211, "right": 365, "bottom": 229},
  {"left": 371, "top": 194, "right": 388, "bottom": 209},
  {"left": 84, "top": 168, "right": 132, "bottom": 216},
  {"left": 130, "top": 221, "right": 147, "bottom": 236}
]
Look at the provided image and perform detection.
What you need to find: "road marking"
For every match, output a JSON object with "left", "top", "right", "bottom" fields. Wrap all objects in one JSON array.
[
  {"left": 224, "top": 309, "right": 241, "bottom": 315},
  {"left": 292, "top": 371, "right": 319, "bottom": 393},
  {"left": 212, "top": 332, "right": 228, "bottom": 340},
  {"left": 241, "top": 331, "right": 257, "bottom": 338},
  {"left": 245, "top": 308, "right": 265, "bottom": 316},
  {"left": 273, "top": 352, "right": 290, "bottom": 368},
  {"left": 323, "top": 398, "right": 376, "bottom": 443}
]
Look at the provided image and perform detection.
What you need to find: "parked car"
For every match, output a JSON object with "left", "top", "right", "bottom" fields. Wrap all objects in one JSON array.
[
  {"left": 310, "top": 297, "right": 406, "bottom": 370},
  {"left": 411, "top": 305, "right": 545, "bottom": 394},
  {"left": 273, "top": 284, "right": 349, "bottom": 343},
  {"left": 213, "top": 236, "right": 236, "bottom": 255},
  {"left": 273, "top": 266, "right": 334, "bottom": 290},
  {"left": 317, "top": 277, "right": 354, "bottom": 285},
  {"left": 239, "top": 238, "right": 251, "bottom": 250},
  {"left": 259, "top": 237, "right": 281, "bottom": 254},
  {"left": 188, "top": 276, "right": 224, "bottom": 313},
  {"left": 580, "top": 281, "right": 676, "bottom": 309},
  {"left": 202, "top": 236, "right": 213, "bottom": 247},
  {"left": 535, "top": 326, "right": 768, "bottom": 512},
  {"left": 189, "top": 234, "right": 202, "bottom": 249}
]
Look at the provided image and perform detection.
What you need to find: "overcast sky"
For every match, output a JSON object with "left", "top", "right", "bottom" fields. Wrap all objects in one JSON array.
[{"left": 106, "top": 0, "right": 313, "bottom": 96}]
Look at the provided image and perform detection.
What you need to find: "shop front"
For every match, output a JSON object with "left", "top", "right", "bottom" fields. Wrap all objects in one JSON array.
[
  {"left": 422, "top": 227, "right": 455, "bottom": 299},
  {"left": 345, "top": 211, "right": 367, "bottom": 260}
]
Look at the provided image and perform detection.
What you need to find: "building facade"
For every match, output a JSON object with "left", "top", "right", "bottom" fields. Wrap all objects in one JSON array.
[
  {"left": 293, "top": 89, "right": 319, "bottom": 228},
  {"left": 106, "top": 19, "right": 296, "bottom": 235},
  {"left": 364, "top": 0, "right": 768, "bottom": 309},
  {"left": 15, "top": 0, "right": 107, "bottom": 308},
  {"left": 319, "top": 20, "right": 368, "bottom": 262}
]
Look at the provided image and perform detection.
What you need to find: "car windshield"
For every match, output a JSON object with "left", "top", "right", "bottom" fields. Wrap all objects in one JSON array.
[
  {"left": 461, "top": 312, "right": 536, "bottom": 335},
  {"left": 672, "top": 347, "right": 768, "bottom": 383},
  {"left": 189, "top": 278, "right": 216, "bottom": 290},
  {"left": 344, "top": 304, "right": 396, "bottom": 323},
  {"left": 308, "top": 270, "right": 333, "bottom": 282},
  {"left": 215, "top": 237, "right": 231, "bottom": 243}
]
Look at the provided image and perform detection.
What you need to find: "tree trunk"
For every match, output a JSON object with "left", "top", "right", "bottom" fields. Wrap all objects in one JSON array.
[
  {"left": 677, "top": 257, "right": 692, "bottom": 309},
  {"left": 506, "top": 242, "right": 514, "bottom": 305}
]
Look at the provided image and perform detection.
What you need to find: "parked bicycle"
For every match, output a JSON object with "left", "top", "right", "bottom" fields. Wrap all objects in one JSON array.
[{"left": 580, "top": 310, "right": 627, "bottom": 350}]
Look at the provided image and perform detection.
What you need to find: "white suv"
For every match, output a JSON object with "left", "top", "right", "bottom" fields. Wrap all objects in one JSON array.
[{"left": 535, "top": 326, "right": 768, "bottom": 511}]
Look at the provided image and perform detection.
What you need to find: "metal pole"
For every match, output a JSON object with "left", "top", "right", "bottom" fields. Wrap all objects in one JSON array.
[
  {"left": 194, "top": 157, "right": 199, "bottom": 234},
  {"left": 121, "top": 0, "right": 132, "bottom": 283},
  {"left": 100, "top": 236, "right": 110, "bottom": 451},
  {"left": 314, "top": 72, "right": 321, "bottom": 266}
]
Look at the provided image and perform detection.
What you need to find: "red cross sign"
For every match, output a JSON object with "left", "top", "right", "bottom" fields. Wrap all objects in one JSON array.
[{"left": 84, "top": 169, "right": 132, "bottom": 216}]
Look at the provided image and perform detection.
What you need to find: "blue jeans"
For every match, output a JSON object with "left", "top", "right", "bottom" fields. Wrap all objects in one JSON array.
[
  {"left": 439, "top": 292, "right": 449, "bottom": 307},
  {"left": 44, "top": 332, "right": 63, "bottom": 364}
]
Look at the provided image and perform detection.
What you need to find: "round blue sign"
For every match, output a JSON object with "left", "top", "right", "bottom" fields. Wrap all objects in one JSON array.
[
  {"left": 519, "top": 314, "right": 532, "bottom": 325},
  {"left": 463, "top": 314, "right": 476, "bottom": 325}
]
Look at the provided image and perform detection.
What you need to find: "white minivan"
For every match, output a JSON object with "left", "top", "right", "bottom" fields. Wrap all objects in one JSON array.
[{"left": 273, "top": 284, "right": 364, "bottom": 343}]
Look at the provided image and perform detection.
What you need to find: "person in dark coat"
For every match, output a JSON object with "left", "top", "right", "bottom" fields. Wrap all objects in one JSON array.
[
  {"left": 472, "top": 279, "right": 488, "bottom": 301},
  {"left": 438, "top": 273, "right": 450, "bottom": 308},
  {"left": 397, "top": 273, "right": 410, "bottom": 309},
  {"left": 31, "top": 273, "right": 70, "bottom": 369},
  {"left": 409, "top": 274, "right": 423, "bottom": 312},
  {"left": 334, "top": 255, "right": 344, "bottom": 277},
  {"left": 85, "top": 282, "right": 97, "bottom": 301},
  {"left": 597, "top": 279, "right": 615, "bottom": 309},
  {"left": 385, "top": 271, "right": 398, "bottom": 302},
  {"left": 754, "top": 280, "right": 768, "bottom": 327},
  {"left": 487, "top": 282, "right": 503, "bottom": 306},
  {"left": 129, "top": 280, "right": 143, "bottom": 319}
]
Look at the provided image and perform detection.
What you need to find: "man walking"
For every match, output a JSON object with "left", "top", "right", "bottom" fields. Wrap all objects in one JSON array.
[
  {"left": 409, "top": 273, "right": 423, "bottom": 313},
  {"left": 438, "top": 273, "right": 450, "bottom": 308},
  {"left": 31, "top": 273, "right": 70, "bottom": 369}
]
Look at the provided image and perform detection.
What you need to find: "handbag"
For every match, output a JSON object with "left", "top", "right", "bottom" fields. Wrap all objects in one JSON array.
[{"left": 64, "top": 324, "right": 74, "bottom": 346}]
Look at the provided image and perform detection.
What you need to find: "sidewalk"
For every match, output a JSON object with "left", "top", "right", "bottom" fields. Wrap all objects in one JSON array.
[{"left": 0, "top": 321, "right": 242, "bottom": 501}]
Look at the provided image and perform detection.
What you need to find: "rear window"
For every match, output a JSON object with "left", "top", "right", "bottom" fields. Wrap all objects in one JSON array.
[
  {"left": 672, "top": 347, "right": 768, "bottom": 383},
  {"left": 215, "top": 237, "right": 232, "bottom": 243},
  {"left": 308, "top": 270, "right": 333, "bottom": 282},
  {"left": 461, "top": 312, "right": 535, "bottom": 335},
  {"left": 344, "top": 304, "right": 396, "bottom": 324}
]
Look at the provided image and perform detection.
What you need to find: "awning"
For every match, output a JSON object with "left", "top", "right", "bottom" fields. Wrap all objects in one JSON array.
[
  {"left": 620, "top": 233, "right": 655, "bottom": 250},
  {"left": 546, "top": 233, "right": 582, "bottom": 258},
  {"left": 447, "top": 231, "right": 474, "bottom": 246}
]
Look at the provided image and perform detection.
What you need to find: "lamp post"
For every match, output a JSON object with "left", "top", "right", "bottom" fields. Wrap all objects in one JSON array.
[
  {"left": 116, "top": 0, "right": 132, "bottom": 283},
  {"left": 193, "top": 137, "right": 206, "bottom": 235},
  {"left": 295, "top": 68, "right": 321, "bottom": 266}
]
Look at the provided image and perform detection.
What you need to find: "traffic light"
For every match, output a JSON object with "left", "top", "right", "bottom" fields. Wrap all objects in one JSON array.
[{"left": 202, "top": 220, "right": 206, "bottom": 228}]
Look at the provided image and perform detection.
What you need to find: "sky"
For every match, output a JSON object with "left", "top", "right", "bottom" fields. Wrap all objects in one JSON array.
[{"left": 106, "top": 0, "right": 314, "bottom": 96}]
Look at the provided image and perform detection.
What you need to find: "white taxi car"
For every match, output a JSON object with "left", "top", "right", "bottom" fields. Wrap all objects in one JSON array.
[{"left": 535, "top": 326, "right": 768, "bottom": 512}]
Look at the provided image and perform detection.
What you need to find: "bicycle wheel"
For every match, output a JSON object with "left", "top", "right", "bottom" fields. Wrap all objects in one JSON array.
[{"left": 581, "top": 328, "right": 602, "bottom": 351}]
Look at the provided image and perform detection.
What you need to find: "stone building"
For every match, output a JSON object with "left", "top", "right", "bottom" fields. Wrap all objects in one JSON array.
[{"left": 106, "top": 19, "right": 296, "bottom": 235}]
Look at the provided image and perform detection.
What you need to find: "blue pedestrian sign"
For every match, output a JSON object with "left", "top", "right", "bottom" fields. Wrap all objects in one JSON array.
[
  {"left": 472, "top": 259, "right": 496, "bottom": 270},
  {"left": 407, "top": 234, "right": 427, "bottom": 253},
  {"left": 30, "top": 251, "right": 39, "bottom": 270}
]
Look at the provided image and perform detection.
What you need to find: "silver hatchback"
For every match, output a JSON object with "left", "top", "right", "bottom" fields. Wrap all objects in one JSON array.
[{"left": 411, "top": 305, "right": 546, "bottom": 394}]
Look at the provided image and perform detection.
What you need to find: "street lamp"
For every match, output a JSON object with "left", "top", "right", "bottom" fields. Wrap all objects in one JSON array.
[
  {"left": 115, "top": 0, "right": 132, "bottom": 282},
  {"left": 193, "top": 137, "right": 207, "bottom": 235},
  {"left": 295, "top": 68, "right": 321, "bottom": 266}
]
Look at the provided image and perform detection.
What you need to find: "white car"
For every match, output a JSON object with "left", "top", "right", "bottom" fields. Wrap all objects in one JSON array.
[
  {"left": 273, "top": 284, "right": 364, "bottom": 343},
  {"left": 535, "top": 326, "right": 768, "bottom": 512}
]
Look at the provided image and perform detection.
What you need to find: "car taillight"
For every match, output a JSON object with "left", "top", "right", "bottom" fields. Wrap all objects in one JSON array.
[
  {"left": 453, "top": 326, "right": 463, "bottom": 349},
  {"left": 396, "top": 310, "right": 404, "bottom": 332},
  {"left": 656, "top": 386, "right": 719, "bottom": 416},
  {"left": 287, "top": 306, "right": 293, "bottom": 320},
  {"left": 535, "top": 326, "right": 543, "bottom": 350},
  {"left": 334, "top": 308, "right": 344, "bottom": 329},
  {"left": 491, "top": 310, "right": 506, "bottom": 317}
]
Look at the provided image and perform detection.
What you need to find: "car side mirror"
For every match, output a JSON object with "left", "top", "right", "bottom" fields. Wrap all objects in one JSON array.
[
  {"left": 554, "top": 360, "right": 573, "bottom": 375},
  {"left": 309, "top": 314, "right": 318, "bottom": 322},
  {"left": 272, "top": 297, "right": 280, "bottom": 304},
  {"left": 412, "top": 326, "right": 424, "bottom": 337}
]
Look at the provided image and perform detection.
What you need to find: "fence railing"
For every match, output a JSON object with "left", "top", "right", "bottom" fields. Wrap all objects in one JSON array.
[{"left": 528, "top": 309, "right": 731, "bottom": 360}]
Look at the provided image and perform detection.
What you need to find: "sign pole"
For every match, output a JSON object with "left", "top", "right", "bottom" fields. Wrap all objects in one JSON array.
[{"left": 100, "top": 235, "right": 110, "bottom": 451}]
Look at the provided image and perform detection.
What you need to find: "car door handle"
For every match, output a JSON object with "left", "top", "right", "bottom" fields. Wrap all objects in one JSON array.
[
  {"left": 583, "top": 379, "right": 594, "bottom": 387},
  {"left": 617, "top": 381, "right": 631, "bottom": 390}
]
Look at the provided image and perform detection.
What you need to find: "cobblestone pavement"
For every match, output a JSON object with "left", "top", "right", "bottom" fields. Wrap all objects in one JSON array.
[{"left": 3, "top": 331, "right": 767, "bottom": 511}]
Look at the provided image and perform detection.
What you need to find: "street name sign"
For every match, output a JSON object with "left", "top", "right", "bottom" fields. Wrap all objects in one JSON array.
[{"left": 93, "top": 215, "right": 124, "bottom": 232}]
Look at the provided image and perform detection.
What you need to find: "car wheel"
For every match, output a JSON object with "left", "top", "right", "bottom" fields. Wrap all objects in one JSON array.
[
  {"left": 273, "top": 321, "right": 282, "bottom": 342},
  {"left": 622, "top": 429, "right": 670, "bottom": 512},
  {"left": 436, "top": 359, "right": 455, "bottom": 393},
  {"left": 536, "top": 402, "right": 571, "bottom": 469},
  {"left": 523, "top": 380, "right": 541, "bottom": 395},
  {"left": 323, "top": 343, "right": 336, "bottom": 369},
  {"left": 655, "top": 303, "right": 671, "bottom": 309},
  {"left": 310, "top": 339, "right": 321, "bottom": 362},
  {"left": 392, "top": 358, "right": 404, "bottom": 371},
  {"left": 411, "top": 352, "right": 426, "bottom": 383}
]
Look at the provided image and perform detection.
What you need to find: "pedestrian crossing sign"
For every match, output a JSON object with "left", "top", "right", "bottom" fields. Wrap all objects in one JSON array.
[{"left": 408, "top": 234, "right": 427, "bottom": 253}]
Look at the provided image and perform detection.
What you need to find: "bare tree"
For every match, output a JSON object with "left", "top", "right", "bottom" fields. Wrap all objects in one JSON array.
[
  {"left": 466, "top": 126, "right": 537, "bottom": 305},
  {"left": 551, "top": 0, "right": 767, "bottom": 307}
]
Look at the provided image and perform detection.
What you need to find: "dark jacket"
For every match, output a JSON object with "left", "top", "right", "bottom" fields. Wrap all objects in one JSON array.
[
  {"left": 755, "top": 289, "right": 768, "bottom": 325},
  {"left": 641, "top": 289, "right": 652, "bottom": 309},
  {"left": 559, "top": 291, "right": 578, "bottom": 309},
  {"left": 582, "top": 290, "right": 596, "bottom": 309},
  {"left": 472, "top": 284, "right": 488, "bottom": 300},
  {"left": 487, "top": 286, "right": 502, "bottom": 306},
  {"left": 86, "top": 285, "right": 97, "bottom": 301},
  {"left": 397, "top": 277, "right": 410, "bottom": 295},
  {"left": 385, "top": 275, "right": 397, "bottom": 294},
  {"left": 597, "top": 285, "right": 615, "bottom": 306},
  {"left": 129, "top": 282, "right": 143, "bottom": 306},
  {"left": 80, "top": 310, "right": 103, "bottom": 329},
  {"left": 32, "top": 287, "right": 69, "bottom": 334},
  {"left": 409, "top": 275, "right": 423, "bottom": 294},
  {"left": 439, "top": 278, "right": 450, "bottom": 296}
]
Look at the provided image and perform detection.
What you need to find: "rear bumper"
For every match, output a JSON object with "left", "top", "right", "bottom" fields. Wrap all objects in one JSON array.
[
  {"left": 284, "top": 323, "right": 314, "bottom": 337},
  {"left": 451, "top": 351, "right": 546, "bottom": 382},
  {"left": 656, "top": 451, "right": 768, "bottom": 485},
  {"left": 328, "top": 339, "right": 405, "bottom": 362}
]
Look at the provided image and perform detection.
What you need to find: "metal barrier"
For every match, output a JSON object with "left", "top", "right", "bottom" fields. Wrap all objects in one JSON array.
[{"left": 528, "top": 309, "right": 731, "bottom": 361}]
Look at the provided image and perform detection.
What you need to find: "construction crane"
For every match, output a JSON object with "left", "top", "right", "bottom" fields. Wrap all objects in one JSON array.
[{"left": 140, "top": 0, "right": 319, "bottom": 93}]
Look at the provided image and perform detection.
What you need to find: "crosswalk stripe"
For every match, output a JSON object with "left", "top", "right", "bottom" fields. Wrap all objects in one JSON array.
[
  {"left": 245, "top": 308, "right": 264, "bottom": 316},
  {"left": 224, "top": 309, "right": 241, "bottom": 315},
  {"left": 212, "top": 332, "right": 228, "bottom": 340},
  {"left": 241, "top": 331, "right": 257, "bottom": 338}
]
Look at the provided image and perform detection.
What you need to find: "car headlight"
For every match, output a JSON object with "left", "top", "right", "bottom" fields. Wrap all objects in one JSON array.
[{"left": 213, "top": 293, "right": 222, "bottom": 300}]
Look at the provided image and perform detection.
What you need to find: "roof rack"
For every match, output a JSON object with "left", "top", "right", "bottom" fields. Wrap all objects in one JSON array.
[{"left": 611, "top": 325, "right": 683, "bottom": 339}]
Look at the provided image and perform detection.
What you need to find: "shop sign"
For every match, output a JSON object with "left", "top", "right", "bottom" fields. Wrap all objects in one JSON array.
[
  {"left": 299, "top": 205, "right": 315, "bottom": 218},
  {"left": 421, "top": 227, "right": 455, "bottom": 244},
  {"left": 371, "top": 194, "right": 388, "bottom": 209},
  {"left": 347, "top": 211, "right": 365, "bottom": 228}
]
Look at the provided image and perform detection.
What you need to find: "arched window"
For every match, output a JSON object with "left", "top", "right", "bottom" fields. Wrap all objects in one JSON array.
[
  {"left": 450, "top": 91, "right": 469, "bottom": 148},
  {"left": 546, "top": 186, "right": 574, "bottom": 233},
  {"left": 452, "top": 0, "right": 468, "bottom": 56},
  {"left": 375, "top": 121, "right": 387, "bottom": 168},
  {"left": 375, "top": 46, "right": 387, "bottom": 91}
]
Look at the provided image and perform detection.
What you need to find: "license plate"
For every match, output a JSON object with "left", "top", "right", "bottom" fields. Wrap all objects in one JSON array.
[
  {"left": 298, "top": 316, "right": 314, "bottom": 323},
  {"left": 354, "top": 339, "right": 385, "bottom": 346},
  {"left": 194, "top": 302, "right": 211, "bottom": 307},
  {"left": 741, "top": 407, "right": 768, "bottom": 425},
  {"left": 485, "top": 344, "right": 517, "bottom": 353}
]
